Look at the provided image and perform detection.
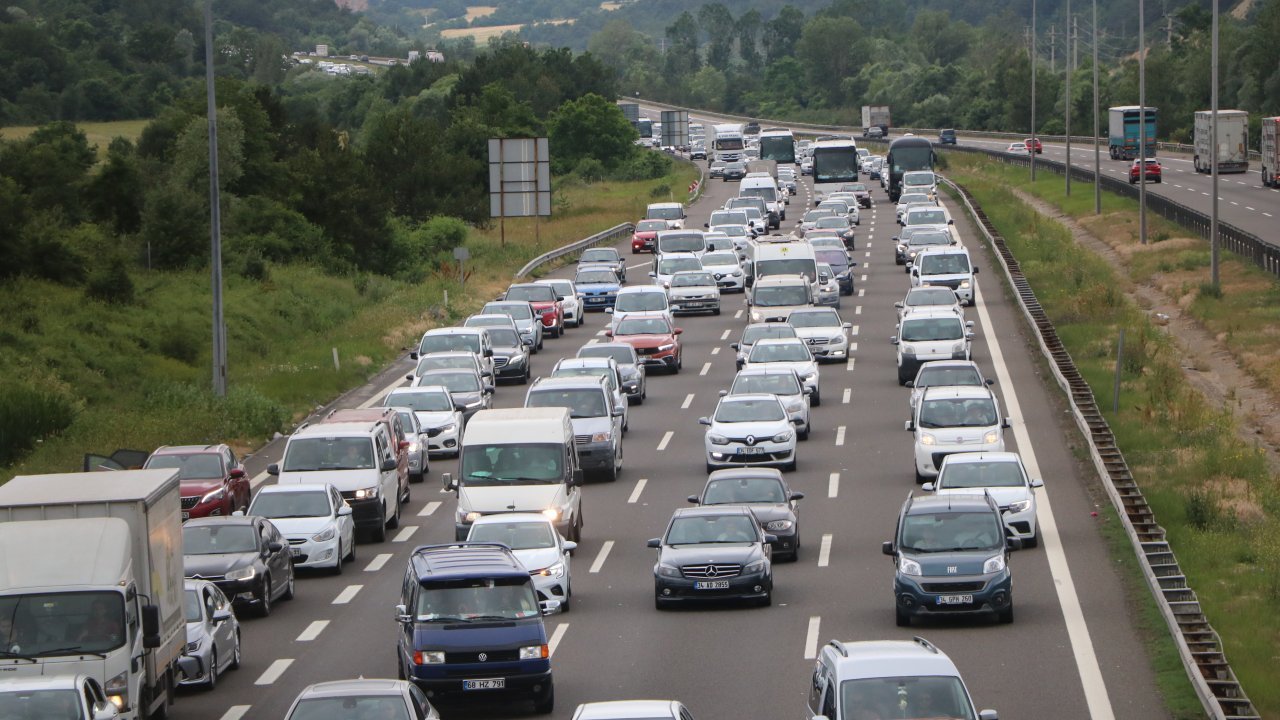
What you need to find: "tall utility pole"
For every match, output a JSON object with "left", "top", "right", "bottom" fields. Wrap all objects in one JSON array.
[
  {"left": 1210, "top": 0, "right": 1220, "bottom": 288},
  {"left": 1073, "top": 16, "right": 1079, "bottom": 71},
  {"left": 1065, "top": 0, "right": 1073, "bottom": 196},
  {"left": 1139, "top": 0, "right": 1149, "bottom": 245},
  {"left": 204, "top": 0, "right": 227, "bottom": 396},
  {"left": 1093, "top": 0, "right": 1102, "bottom": 214},
  {"left": 1031, "top": 0, "right": 1037, "bottom": 181},
  {"left": 1051, "top": 24, "right": 1057, "bottom": 72}
]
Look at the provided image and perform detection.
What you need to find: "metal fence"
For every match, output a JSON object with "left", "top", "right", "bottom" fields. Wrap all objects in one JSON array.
[{"left": 514, "top": 222, "right": 634, "bottom": 280}]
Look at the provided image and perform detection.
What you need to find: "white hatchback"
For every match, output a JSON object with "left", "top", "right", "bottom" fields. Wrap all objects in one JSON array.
[
  {"left": 927, "top": 451, "right": 1042, "bottom": 547},
  {"left": 247, "top": 483, "right": 356, "bottom": 572},
  {"left": 700, "top": 394, "right": 798, "bottom": 472},
  {"left": 467, "top": 513, "right": 577, "bottom": 609}
]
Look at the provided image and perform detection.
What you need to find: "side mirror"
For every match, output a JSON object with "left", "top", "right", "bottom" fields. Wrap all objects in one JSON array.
[
  {"left": 338, "top": 504, "right": 353, "bottom": 516},
  {"left": 985, "top": 378, "right": 995, "bottom": 386},
  {"left": 229, "top": 468, "right": 245, "bottom": 479},
  {"left": 1031, "top": 478, "right": 1044, "bottom": 488},
  {"left": 406, "top": 374, "right": 415, "bottom": 382},
  {"left": 674, "top": 328, "right": 683, "bottom": 335},
  {"left": 966, "top": 320, "right": 975, "bottom": 328},
  {"left": 922, "top": 482, "right": 935, "bottom": 492},
  {"left": 881, "top": 541, "right": 896, "bottom": 556},
  {"left": 948, "top": 218, "right": 955, "bottom": 224},
  {"left": 484, "top": 348, "right": 494, "bottom": 357},
  {"left": 267, "top": 463, "right": 280, "bottom": 476},
  {"left": 142, "top": 604, "right": 161, "bottom": 649},
  {"left": 563, "top": 540, "right": 577, "bottom": 552},
  {"left": 1002, "top": 417, "right": 1012, "bottom": 429},
  {"left": 687, "top": 494, "right": 700, "bottom": 504},
  {"left": 395, "top": 603, "right": 412, "bottom": 623},
  {"left": 978, "top": 711, "right": 999, "bottom": 720},
  {"left": 648, "top": 272, "right": 657, "bottom": 278},
  {"left": 973, "top": 266, "right": 980, "bottom": 274},
  {"left": 890, "top": 336, "right": 899, "bottom": 345},
  {"left": 1006, "top": 537, "right": 1023, "bottom": 552},
  {"left": 572, "top": 468, "right": 585, "bottom": 486},
  {"left": 92, "top": 701, "right": 121, "bottom": 720},
  {"left": 212, "top": 608, "right": 233, "bottom": 623},
  {"left": 483, "top": 384, "right": 495, "bottom": 394},
  {"left": 268, "top": 541, "right": 284, "bottom": 553},
  {"left": 904, "top": 380, "right": 915, "bottom": 388},
  {"left": 965, "top": 331, "right": 975, "bottom": 339},
  {"left": 704, "top": 222, "right": 710, "bottom": 228},
  {"left": 611, "top": 406, "right": 624, "bottom": 417},
  {"left": 790, "top": 491, "right": 806, "bottom": 501},
  {"left": 763, "top": 534, "right": 778, "bottom": 544},
  {"left": 646, "top": 538, "right": 661, "bottom": 549},
  {"left": 718, "top": 389, "right": 729, "bottom": 397},
  {"left": 842, "top": 322, "right": 852, "bottom": 329},
  {"left": 802, "top": 386, "right": 814, "bottom": 395},
  {"left": 381, "top": 457, "right": 398, "bottom": 472},
  {"left": 442, "top": 472, "right": 456, "bottom": 492},
  {"left": 605, "top": 307, "right": 614, "bottom": 314},
  {"left": 904, "top": 420, "right": 915, "bottom": 431},
  {"left": 604, "top": 330, "right": 613, "bottom": 337},
  {"left": 698, "top": 417, "right": 711, "bottom": 426}
]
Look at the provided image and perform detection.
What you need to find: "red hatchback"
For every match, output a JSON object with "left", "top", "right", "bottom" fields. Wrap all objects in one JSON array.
[
  {"left": 1025, "top": 137, "right": 1043, "bottom": 154},
  {"left": 606, "top": 315, "right": 683, "bottom": 373},
  {"left": 504, "top": 283, "right": 565, "bottom": 337},
  {"left": 1129, "top": 158, "right": 1163, "bottom": 184},
  {"left": 143, "top": 444, "right": 250, "bottom": 521},
  {"left": 631, "top": 219, "right": 666, "bottom": 254}
]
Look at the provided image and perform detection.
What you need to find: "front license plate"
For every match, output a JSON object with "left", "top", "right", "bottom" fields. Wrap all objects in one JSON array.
[
  {"left": 937, "top": 594, "right": 973, "bottom": 605},
  {"left": 290, "top": 548, "right": 302, "bottom": 558},
  {"left": 463, "top": 678, "right": 506, "bottom": 691},
  {"left": 738, "top": 447, "right": 765, "bottom": 455},
  {"left": 181, "top": 512, "right": 190, "bottom": 521},
  {"left": 695, "top": 580, "right": 731, "bottom": 590}
]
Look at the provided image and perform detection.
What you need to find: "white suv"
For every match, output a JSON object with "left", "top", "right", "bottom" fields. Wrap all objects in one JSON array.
[
  {"left": 907, "top": 386, "right": 1009, "bottom": 483},
  {"left": 927, "top": 451, "right": 1043, "bottom": 547}
]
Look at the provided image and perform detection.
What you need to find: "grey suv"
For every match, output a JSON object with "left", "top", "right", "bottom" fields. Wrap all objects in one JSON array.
[{"left": 525, "top": 376, "right": 624, "bottom": 482}]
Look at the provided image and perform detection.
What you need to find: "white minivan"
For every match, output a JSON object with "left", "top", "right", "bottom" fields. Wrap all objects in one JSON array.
[
  {"left": 739, "top": 175, "right": 785, "bottom": 227},
  {"left": 910, "top": 246, "right": 979, "bottom": 306}
]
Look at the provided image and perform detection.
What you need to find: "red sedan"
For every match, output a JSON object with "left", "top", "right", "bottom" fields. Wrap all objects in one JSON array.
[
  {"left": 143, "top": 444, "right": 250, "bottom": 521},
  {"left": 1129, "top": 158, "right": 1163, "bottom": 184},
  {"left": 606, "top": 315, "right": 683, "bottom": 373},
  {"left": 631, "top": 219, "right": 666, "bottom": 254},
  {"left": 504, "top": 283, "right": 565, "bottom": 337},
  {"left": 1025, "top": 137, "right": 1043, "bottom": 154}
]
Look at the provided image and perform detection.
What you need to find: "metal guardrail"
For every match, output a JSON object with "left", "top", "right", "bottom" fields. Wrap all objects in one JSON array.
[
  {"left": 514, "top": 222, "right": 635, "bottom": 280},
  {"left": 941, "top": 174, "right": 1260, "bottom": 720}
]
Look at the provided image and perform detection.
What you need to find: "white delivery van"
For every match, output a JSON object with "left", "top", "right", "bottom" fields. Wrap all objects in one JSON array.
[
  {"left": 910, "top": 246, "right": 979, "bottom": 306},
  {"left": 739, "top": 175, "right": 785, "bottom": 227}
]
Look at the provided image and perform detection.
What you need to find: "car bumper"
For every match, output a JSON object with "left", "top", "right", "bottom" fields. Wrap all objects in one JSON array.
[
  {"left": 425, "top": 425, "right": 460, "bottom": 455},
  {"left": 706, "top": 443, "right": 796, "bottom": 469},
  {"left": 531, "top": 571, "right": 569, "bottom": 603},
  {"left": 410, "top": 664, "right": 553, "bottom": 701},
  {"left": 286, "top": 533, "right": 342, "bottom": 568},
  {"left": 178, "top": 646, "right": 216, "bottom": 687},
  {"left": 493, "top": 361, "right": 528, "bottom": 380},
  {"left": 655, "top": 570, "right": 772, "bottom": 602},
  {"left": 577, "top": 442, "right": 616, "bottom": 471},
  {"left": 895, "top": 571, "right": 1012, "bottom": 618},
  {"left": 632, "top": 239, "right": 655, "bottom": 252},
  {"left": 536, "top": 313, "right": 559, "bottom": 328},
  {"left": 807, "top": 340, "right": 849, "bottom": 361},
  {"left": 181, "top": 496, "right": 230, "bottom": 522},
  {"left": 349, "top": 497, "right": 386, "bottom": 530},
  {"left": 581, "top": 295, "right": 617, "bottom": 311},
  {"left": 670, "top": 298, "right": 720, "bottom": 314},
  {"left": 210, "top": 577, "right": 260, "bottom": 604},
  {"left": 635, "top": 349, "right": 677, "bottom": 368},
  {"left": 1000, "top": 507, "right": 1038, "bottom": 539},
  {"left": 816, "top": 292, "right": 840, "bottom": 307},
  {"left": 914, "top": 439, "right": 1006, "bottom": 477}
]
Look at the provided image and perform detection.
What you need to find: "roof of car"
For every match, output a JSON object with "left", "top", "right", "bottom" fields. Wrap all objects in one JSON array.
[
  {"left": 152, "top": 444, "right": 226, "bottom": 455},
  {"left": 469, "top": 512, "right": 556, "bottom": 527},
  {"left": 940, "top": 451, "right": 1021, "bottom": 466},
  {"left": 706, "top": 467, "right": 784, "bottom": 482},
  {"left": 919, "top": 385, "right": 995, "bottom": 401},
  {"left": 424, "top": 326, "right": 486, "bottom": 335},
  {"left": 530, "top": 375, "right": 609, "bottom": 391},
  {"left": 718, "top": 392, "right": 782, "bottom": 405},
  {"left": 824, "top": 637, "right": 963, "bottom": 680},
  {"left": 574, "top": 700, "right": 681, "bottom": 720},
  {"left": 616, "top": 285, "right": 667, "bottom": 295},
  {"left": 672, "top": 504, "right": 755, "bottom": 519},
  {"left": 390, "top": 385, "right": 452, "bottom": 396},
  {"left": 734, "top": 366, "right": 801, "bottom": 378},
  {"left": 409, "top": 542, "right": 528, "bottom": 582},
  {"left": 184, "top": 515, "right": 259, "bottom": 528},
  {"left": 578, "top": 342, "right": 637, "bottom": 356},
  {"left": 294, "top": 679, "right": 408, "bottom": 699},
  {"left": 253, "top": 482, "right": 332, "bottom": 495},
  {"left": 906, "top": 493, "right": 995, "bottom": 514},
  {"left": 292, "top": 421, "right": 377, "bottom": 438},
  {"left": 753, "top": 337, "right": 807, "bottom": 347},
  {"left": 558, "top": 357, "right": 615, "bottom": 368},
  {"left": 900, "top": 308, "right": 967, "bottom": 321}
]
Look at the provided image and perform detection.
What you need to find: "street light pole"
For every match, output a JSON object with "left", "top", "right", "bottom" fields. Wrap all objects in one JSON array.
[
  {"left": 205, "top": 0, "right": 227, "bottom": 396},
  {"left": 1138, "top": 0, "right": 1148, "bottom": 245},
  {"left": 1065, "top": 0, "right": 1072, "bottom": 196},
  {"left": 1093, "top": 0, "right": 1101, "bottom": 214},
  {"left": 1031, "top": 0, "right": 1037, "bottom": 181},
  {"left": 1210, "top": 0, "right": 1220, "bottom": 288}
]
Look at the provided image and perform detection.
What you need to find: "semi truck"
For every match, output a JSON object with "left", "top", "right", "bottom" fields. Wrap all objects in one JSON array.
[
  {"left": 1108, "top": 106, "right": 1158, "bottom": 160},
  {"left": 0, "top": 470, "right": 192, "bottom": 719},
  {"left": 861, "top": 106, "right": 891, "bottom": 137},
  {"left": 710, "top": 123, "right": 745, "bottom": 164},
  {"left": 1193, "top": 110, "right": 1249, "bottom": 174},
  {"left": 1263, "top": 117, "right": 1280, "bottom": 188}
]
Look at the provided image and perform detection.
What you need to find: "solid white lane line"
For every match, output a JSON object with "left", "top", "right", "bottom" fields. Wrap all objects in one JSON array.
[
  {"left": 842, "top": 388, "right": 851, "bottom": 404},
  {"left": 364, "top": 553, "right": 393, "bottom": 572},
  {"left": 699, "top": 362, "right": 712, "bottom": 376},
  {"left": 332, "top": 585, "right": 363, "bottom": 605},
  {"left": 255, "top": 659, "right": 294, "bottom": 685},
  {"left": 548, "top": 623, "right": 569, "bottom": 655},
  {"left": 589, "top": 541, "right": 614, "bottom": 573},
  {"left": 296, "top": 620, "right": 329, "bottom": 642},
  {"left": 818, "top": 534, "right": 833, "bottom": 567},
  {"left": 681, "top": 393, "right": 695, "bottom": 409},
  {"left": 720, "top": 329, "right": 732, "bottom": 340},
  {"left": 220, "top": 707, "right": 252, "bottom": 720},
  {"left": 418, "top": 501, "right": 441, "bottom": 517},
  {"left": 972, "top": 270, "right": 1117, "bottom": 719},
  {"left": 657, "top": 432, "right": 673, "bottom": 451},
  {"left": 711, "top": 346, "right": 720, "bottom": 356},
  {"left": 828, "top": 472, "right": 840, "bottom": 498},
  {"left": 835, "top": 426, "right": 846, "bottom": 446},
  {"left": 628, "top": 479, "right": 648, "bottom": 504},
  {"left": 803, "top": 616, "right": 822, "bottom": 659},
  {"left": 392, "top": 526, "right": 418, "bottom": 543},
  {"left": 250, "top": 470, "right": 270, "bottom": 490},
  {"left": 358, "top": 375, "right": 409, "bottom": 410}
]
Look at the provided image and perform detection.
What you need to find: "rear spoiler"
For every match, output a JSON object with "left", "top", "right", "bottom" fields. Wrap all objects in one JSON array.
[{"left": 82, "top": 448, "right": 151, "bottom": 472}]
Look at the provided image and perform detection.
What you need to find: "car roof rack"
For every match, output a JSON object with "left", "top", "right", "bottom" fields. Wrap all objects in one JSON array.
[
  {"left": 912, "top": 636, "right": 940, "bottom": 654},
  {"left": 826, "top": 640, "right": 849, "bottom": 657}
]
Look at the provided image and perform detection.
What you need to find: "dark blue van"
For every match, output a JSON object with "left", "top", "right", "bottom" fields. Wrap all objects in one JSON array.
[{"left": 395, "top": 543, "right": 559, "bottom": 713}]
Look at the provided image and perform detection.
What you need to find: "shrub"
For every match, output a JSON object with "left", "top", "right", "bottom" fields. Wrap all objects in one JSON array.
[
  {"left": 152, "top": 318, "right": 203, "bottom": 365},
  {"left": 84, "top": 256, "right": 136, "bottom": 305},
  {"left": 574, "top": 157, "right": 606, "bottom": 183},
  {"left": 610, "top": 150, "right": 671, "bottom": 181},
  {"left": 1185, "top": 486, "right": 1223, "bottom": 531},
  {"left": 1198, "top": 281, "right": 1223, "bottom": 299},
  {"left": 0, "top": 380, "right": 79, "bottom": 465},
  {"left": 649, "top": 184, "right": 671, "bottom": 199}
]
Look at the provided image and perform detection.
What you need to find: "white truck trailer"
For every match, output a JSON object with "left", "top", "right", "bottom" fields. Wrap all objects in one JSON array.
[
  {"left": 1193, "top": 109, "right": 1249, "bottom": 174},
  {"left": 1260, "top": 116, "right": 1279, "bottom": 187}
]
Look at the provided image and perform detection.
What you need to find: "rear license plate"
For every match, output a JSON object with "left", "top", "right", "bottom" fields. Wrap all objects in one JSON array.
[
  {"left": 738, "top": 447, "right": 765, "bottom": 455},
  {"left": 463, "top": 678, "right": 505, "bottom": 690},
  {"left": 695, "top": 580, "right": 731, "bottom": 590},
  {"left": 937, "top": 594, "right": 973, "bottom": 605},
  {"left": 181, "top": 512, "right": 190, "bottom": 521}
]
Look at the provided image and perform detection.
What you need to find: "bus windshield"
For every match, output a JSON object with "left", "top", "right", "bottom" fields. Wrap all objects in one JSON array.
[
  {"left": 760, "top": 135, "right": 796, "bottom": 163},
  {"left": 813, "top": 147, "right": 859, "bottom": 184}
]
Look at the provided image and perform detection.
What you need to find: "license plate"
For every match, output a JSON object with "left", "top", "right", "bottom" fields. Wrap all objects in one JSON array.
[
  {"left": 463, "top": 678, "right": 505, "bottom": 690},
  {"left": 290, "top": 548, "right": 302, "bottom": 558},
  {"left": 694, "top": 580, "right": 731, "bottom": 590},
  {"left": 738, "top": 447, "right": 765, "bottom": 455},
  {"left": 181, "top": 512, "right": 190, "bottom": 521},
  {"left": 937, "top": 594, "right": 973, "bottom": 605}
]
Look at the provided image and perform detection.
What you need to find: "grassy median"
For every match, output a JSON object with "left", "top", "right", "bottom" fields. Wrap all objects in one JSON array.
[
  {"left": 1, "top": 162, "right": 696, "bottom": 478},
  {"left": 943, "top": 157, "right": 1280, "bottom": 717}
]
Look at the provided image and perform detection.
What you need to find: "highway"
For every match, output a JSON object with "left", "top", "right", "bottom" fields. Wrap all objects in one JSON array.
[{"left": 174, "top": 168, "right": 1171, "bottom": 720}]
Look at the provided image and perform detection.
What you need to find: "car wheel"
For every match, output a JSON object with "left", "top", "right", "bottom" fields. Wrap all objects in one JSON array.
[
  {"left": 257, "top": 577, "right": 273, "bottom": 617},
  {"left": 914, "top": 467, "right": 928, "bottom": 484},
  {"left": 898, "top": 368, "right": 912, "bottom": 385},
  {"left": 1024, "top": 531, "right": 1039, "bottom": 549},
  {"left": 520, "top": 368, "right": 529, "bottom": 385},
  {"left": 998, "top": 603, "right": 1015, "bottom": 624},
  {"left": 371, "top": 517, "right": 387, "bottom": 543},
  {"left": 205, "top": 649, "right": 218, "bottom": 690},
  {"left": 785, "top": 457, "right": 798, "bottom": 473},
  {"left": 346, "top": 535, "right": 357, "bottom": 561},
  {"left": 403, "top": 479, "right": 411, "bottom": 502},
  {"left": 397, "top": 652, "right": 406, "bottom": 680},
  {"left": 713, "top": 306, "right": 721, "bottom": 316},
  {"left": 282, "top": 569, "right": 295, "bottom": 601},
  {"left": 332, "top": 543, "right": 344, "bottom": 575},
  {"left": 811, "top": 390, "right": 821, "bottom": 407},
  {"left": 631, "top": 392, "right": 643, "bottom": 406},
  {"left": 229, "top": 632, "right": 241, "bottom": 670},
  {"left": 895, "top": 605, "right": 912, "bottom": 627},
  {"left": 798, "top": 424, "right": 809, "bottom": 441}
]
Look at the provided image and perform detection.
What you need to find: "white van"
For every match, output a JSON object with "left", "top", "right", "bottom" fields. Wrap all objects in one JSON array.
[
  {"left": 443, "top": 408, "right": 584, "bottom": 542},
  {"left": 754, "top": 241, "right": 818, "bottom": 299},
  {"left": 910, "top": 246, "right": 979, "bottom": 306},
  {"left": 646, "top": 202, "right": 686, "bottom": 229},
  {"left": 739, "top": 175, "right": 785, "bottom": 227}
]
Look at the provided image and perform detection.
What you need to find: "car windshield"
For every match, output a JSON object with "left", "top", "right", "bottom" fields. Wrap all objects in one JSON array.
[
  {"left": 487, "top": 329, "right": 521, "bottom": 347},
  {"left": 659, "top": 235, "right": 705, "bottom": 253},
  {"left": 741, "top": 186, "right": 777, "bottom": 202},
  {"left": 420, "top": 334, "right": 480, "bottom": 355},
  {"left": 580, "top": 249, "right": 618, "bottom": 263},
  {"left": 909, "top": 232, "right": 953, "bottom": 248},
  {"left": 702, "top": 252, "right": 737, "bottom": 267},
  {"left": 787, "top": 311, "right": 839, "bottom": 329},
  {"left": 485, "top": 303, "right": 533, "bottom": 320},
  {"left": 616, "top": 292, "right": 666, "bottom": 312},
  {"left": 907, "top": 209, "right": 947, "bottom": 226},
  {"left": 552, "top": 366, "right": 614, "bottom": 389},
  {"left": 901, "top": 318, "right": 963, "bottom": 342},
  {"left": 742, "top": 325, "right": 797, "bottom": 344},
  {"left": 616, "top": 317, "right": 671, "bottom": 335},
  {"left": 469, "top": 521, "right": 556, "bottom": 550},
  {"left": 703, "top": 477, "right": 787, "bottom": 504},
  {"left": 671, "top": 272, "right": 715, "bottom": 287},
  {"left": 249, "top": 490, "right": 331, "bottom": 519},
  {"left": 666, "top": 514, "right": 759, "bottom": 544},
  {"left": 414, "top": 577, "right": 540, "bottom": 622},
  {"left": 289, "top": 697, "right": 411, "bottom": 720},
  {"left": 647, "top": 205, "right": 683, "bottom": 220},
  {"left": 282, "top": 437, "right": 374, "bottom": 472},
  {"left": 145, "top": 453, "right": 223, "bottom": 480},
  {"left": 541, "top": 281, "right": 572, "bottom": 296},
  {"left": 917, "top": 366, "right": 982, "bottom": 388},
  {"left": 920, "top": 254, "right": 970, "bottom": 274},
  {"left": 636, "top": 220, "right": 667, "bottom": 232},
  {"left": 388, "top": 390, "right": 452, "bottom": 412},
  {"left": 919, "top": 398, "right": 998, "bottom": 428},
  {"left": 459, "top": 443, "right": 565, "bottom": 485},
  {"left": 579, "top": 346, "right": 634, "bottom": 365},
  {"left": 842, "top": 183, "right": 868, "bottom": 192},
  {"left": 658, "top": 258, "right": 702, "bottom": 275},
  {"left": 527, "top": 389, "right": 607, "bottom": 419},
  {"left": 907, "top": 288, "right": 959, "bottom": 307},
  {"left": 715, "top": 398, "right": 785, "bottom": 422},
  {"left": 819, "top": 202, "right": 849, "bottom": 215},
  {"left": 732, "top": 373, "right": 802, "bottom": 396},
  {"left": 183, "top": 589, "right": 204, "bottom": 623},
  {"left": 414, "top": 355, "right": 473, "bottom": 375},
  {"left": 506, "top": 286, "right": 555, "bottom": 303},
  {"left": 815, "top": 250, "right": 848, "bottom": 270},
  {"left": 900, "top": 511, "right": 1003, "bottom": 554},
  {"left": 718, "top": 225, "right": 749, "bottom": 237},
  {"left": 754, "top": 286, "right": 809, "bottom": 307},
  {"left": 815, "top": 218, "right": 848, "bottom": 230},
  {"left": 711, "top": 211, "right": 749, "bottom": 225},
  {"left": 0, "top": 591, "right": 128, "bottom": 658},
  {"left": 940, "top": 460, "right": 1025, "bottom": 489},
  {"left": 466, "top": 316, "right": 510, "bottom": 328},
  {"left": 839, "top": 676, "right": 976, "bottom": 720},
  {"left": 804, "top": 210, "right": 835, "bottom": 223},
  {"left": 183, "top": 524, "right": 257, "bottom": 555},
  {"left": 904, "top": 171, "right": 936, "bottom": 187},
  {"left": 576, "top": 269, "right": 618, "bottom": 285}
]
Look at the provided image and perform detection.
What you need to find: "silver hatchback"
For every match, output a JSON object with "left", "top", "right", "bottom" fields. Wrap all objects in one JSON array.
[{"left": 285, "top": 679, "right": 439, "bottom": 719}]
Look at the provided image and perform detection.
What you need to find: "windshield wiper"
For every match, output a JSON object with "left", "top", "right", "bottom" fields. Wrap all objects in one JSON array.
[
  {"left": 465, "top": 615, "right": 515, "bottom": 622},
  {"left": 421, "top": 616, "right": 471, "bottom": 624},
  {"left": 0, "top": 650, "right": 38, "bottom": 662},
  {"left": 35, "top": 646, "right": 108, "bottom": 659}
]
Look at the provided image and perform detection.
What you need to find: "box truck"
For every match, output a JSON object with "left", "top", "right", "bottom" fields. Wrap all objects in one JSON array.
[
  {"left": 1193, "top": 110, "right": 1249, "bottom": 174},
  {"left": 1259, "top": 117, "right": 1279, "bottom": 187},
  {"left": 0, "top": 470, "right": 191, "bottom": 719},
  {"left": 1108, "top": 106, "right": 1158, "bottom": 160},
  {"left": 861, "top": 106, "right": 891, "bottom": 137},
  {"left": 617, "top": 102, "right": 640, "bottom": 124}
]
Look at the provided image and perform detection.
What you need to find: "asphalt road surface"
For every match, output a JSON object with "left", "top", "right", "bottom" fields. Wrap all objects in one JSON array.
[{"left": 176, "top": 167, "right": 1172, "bottom": 720}]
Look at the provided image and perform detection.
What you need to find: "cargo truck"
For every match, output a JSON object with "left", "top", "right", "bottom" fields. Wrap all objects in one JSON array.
[
  {"left": 711, "top": 123, "right": 745, "bottom": 164},
  {"left": 1259, "top": 117, "right": 1279, "bottom": 187},
  {"left": 1108, "top": 106, "right": 1158, "bottom": 160},
  {"left": 0, "top": 470, "right": 192, "bottom": 719},
  {"left": 1193, "top": 110, "right": 1249, "bottom": 174},
  {"left": 861, "top": 106, "right": 891, "bottom": 137},
  {"left": 617, "top": 102, "right": 640, "bottom": 124}
]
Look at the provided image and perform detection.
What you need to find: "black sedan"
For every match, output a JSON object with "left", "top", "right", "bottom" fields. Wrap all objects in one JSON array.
[
  {"left": 688, "top": 468, "right": 804, "bottom": 561},
  {"left": 647, "top": 506, "right": 774, "bottom": 609},
  {"left": 485, "top": 326, "right": 531, "bottom": 384},
  {"left": 414, "top": 368, "right": 493, "bottom": 420},
  {"left": 183, "top": 516, "right": 296, "bottom": 617}
]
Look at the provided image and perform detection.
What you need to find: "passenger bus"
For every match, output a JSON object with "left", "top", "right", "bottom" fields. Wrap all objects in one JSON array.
[
  {"left": 635, "top": 117, "right": 654, "bottom": 140},
  {"left": 811, "top": 138, "right": 861, "bottom": 191},
  {"left": 886, "top": 135, "right": 936, "bottom": 202},
  {"left": 759, "top": 128, "right": 797, "bottom": 164}
]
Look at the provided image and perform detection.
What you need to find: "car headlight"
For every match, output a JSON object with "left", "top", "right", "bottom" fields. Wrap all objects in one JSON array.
[
  {"left": 464, "top": 511, "right": 483, "bottom": 523},
  {"left": 184, "top": 639, "right": 202, "bottom": 654},
  {"left": 920, "top": 433, "right": 937, "bottom": 446},
  {"left": 984, "top": 431, "right": 1001, "bottom": 444},
  {"left": 800, "top": 371, "right": 816, "bottom": 381},
  {"left": 785, "top": 398, "right": 805, "bottom": 413},
  {"left": 899, "top": 557, "right": 923, "bottom": 576},
  {"left": 438, "top": 423, "right": 457, "bottom": 434},
  {"left": 959, "top": 280, "right": 971, "bottom": 289},
  {"left": 415, "top": 650, "right": 445, "bottom": 665},
  {"left": 657, "top": 343, "right": 675, "bottom": 352},
  {"left": 225, "top": 566, "right": 256, "bottom": 582},
  {"left": 200, "top": 488, "right": 225, "bottom": 505},
  {"left": 537, "top": 562, "right": 565, "bottom": 578},
  {"left": 983, "top": 555, "right": 1007, "bottom": 574},
  {"left": 708, "top": 433, "right": 730, "bottom": 446},
  {"left": 656, "top": 563, "right": 682, "bottom": 578},
  {"left": 541, "top": 507, "right": 562, "bottom": 522},
  {"left": 743, "top": 559, "right": 767, "bottom": 574},
  {"left": 312, "top": 527, "right": 336, "bottom": 542},
  {"left": 520, "top": 644, "right": 550, "bottom": 659},
  {"left": 952, "top": 341, "right": 967, "bottom": 353},
  {"left": 354, "top": 486, "right": 380, "bottom": 499},
  {"left": 591, "top": 431, "right": 612, "bottom": 443},
  {"left": 1007, "top": 499, "right": 1032, "bottom": 513},
  {"left": 772, "top": 430, "right": 794, "bottom": 443},
  {"left": 731, "top": 270, "right": 742, "bottom": 277},
  {"left": 507, "top": 354, "right": 526, "bottom": 366},
  {"left": 901, "top": 345, "right": 916, "bottom": 356},
  {"left": 407, "top": 441, "right": 421, "bottom": 454},
  {"left": 766, "top": 519, "right": 794, "bottom": 531},
  {"left": 106, "top": 671, "right": 129, "bottom": 710}
]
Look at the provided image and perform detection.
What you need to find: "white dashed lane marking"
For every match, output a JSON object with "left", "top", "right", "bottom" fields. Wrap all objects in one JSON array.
[
  {"left": 803, "top": 617, "right": 822, "bottom": 659},
  {"left": 818, "top": 534, "right": 833, "bottom": 567},
  {"left": 835, "top": 426, "right": 846, "bottom": 446},
  {"left": 220, "top": 707, "right": 252, "bottom": 720},
  {"left": 364, "top": 554, "right": 393, "bottom": 572},
  {"left": 297, "top": 620, "right": 329, "bottom": 642},
  {"left": 548, "top": 623, "right": 569, "bottom": 655},
  {"left": 255, "top": 659, "right": 294, "bottom": 686},
  {"left": 589, "top": 541, "right": 614, "bottom": 573},
  {"left": 332, "top": 585, "right": 363, "bottom": 605},
  {"left": 628, "top": 479, "right": 647, "bottom": 504},
  {"left": 842, "top": 388, "right": 851, "bottom": 404},
  {"left": 681, "top": 393, "right": 695, "bottom": 409},
  {"left": 828, "top": 472, "right": 840, "bottom": 498},
  {"left": 657, "top": 432, "right": 673, "bottom": 451},
  {"left": 418, "top": 501, "right": 441, "bottom": 517},
  {"left": 392, "top": 526, "right": 418, "bottom": 543}
]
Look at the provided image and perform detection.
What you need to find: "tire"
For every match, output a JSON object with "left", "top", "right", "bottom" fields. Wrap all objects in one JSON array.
[
  {"left": 914, "top": 467, "right": 928, "bottom": 484},
  {"left": 898, "top": 368, "right": 912, "bottom": 385},
  {"left": 410, "top": 470, "right": 423, "bottom": 485},
  {"left": 281, "top": 569, "right": 295, "bottom": 601},
  {"left": 205, "top": 649, "right": 218, "bottom": 690},
  {"left": 387, "top": 500, "right": 400, "bottom": 530},
  {"left": 533, "top": 685, "right": 555, "bottom": 715},
  {"left": 397, "top": 653, "right": 406, "bottom": 680},
  {"left": 811, "top": 390, "right": 821, "bottom": 407},
  {"left": 371, "top": 518, "right": 387, "bottom": 543},
  {"left": 257, "top": 577, "right": 273, "bottom": 617},
  {"left": 785, "top": 457, "right": 798, "bottom": 472},
  {"left": 798, "top": 424, "right": 809, "bottom": 441},
  {"left": 228, "top": 632, "right": 241, "bottom": 670},
  {"left": 895, "top": 605, "right": 911, "bottom": 627},
  {"left": 332, "top": 543, "right": 344, "bottom": 575},
  {"left": 757, "top": 591, "right": 772, "bottom": 607},
  {"left": 712, "top": 306, "right": 721, "bottom": 316},
  {"left": 1024, "top": 531, "right": 1039, "bottom": 549},
  {"left": 998, "top": 603, "right": 1015, "bottom": 624},
  {"left": 631, "top": 393, "right": 643, "bottom": 406},
  {"left": 346, "top": 536, "right": 356, "bottom": 561}
]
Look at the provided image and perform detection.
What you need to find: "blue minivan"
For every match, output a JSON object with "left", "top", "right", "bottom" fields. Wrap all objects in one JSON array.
[{"left": 395, "top": 543, "right": 560, "bottom": 713}]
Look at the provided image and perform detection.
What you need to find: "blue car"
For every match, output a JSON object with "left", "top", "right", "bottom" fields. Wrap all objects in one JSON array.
[
  {"left": 395, "top": 543, "right": 560, "bottom": 713},
  {"left": 575, "top": 267, "right": 622, "bottom": 312}
]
